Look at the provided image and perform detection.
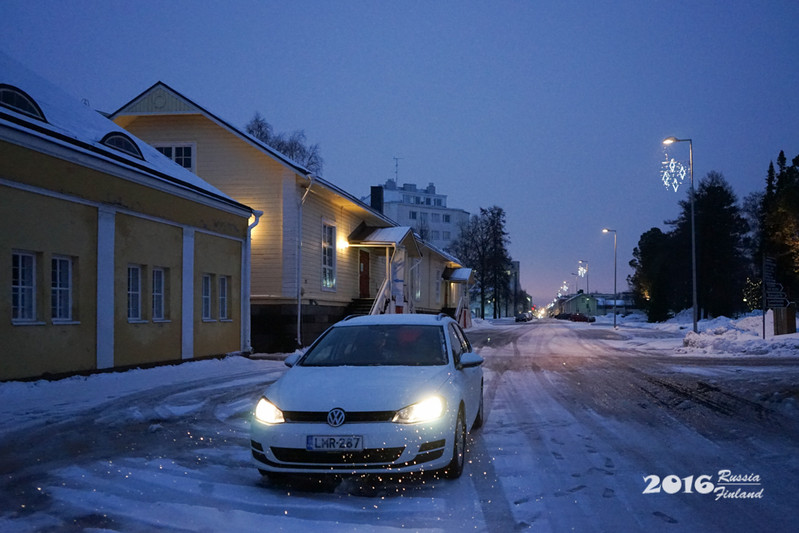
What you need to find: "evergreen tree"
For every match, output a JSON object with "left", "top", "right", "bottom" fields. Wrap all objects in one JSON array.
[
  {"left": 763, "top": 152, "right": 799, "bottom": 299},
  {"left": 481, "top": 206, "right": 512, "bottom": 319},
  {"left": 628, "top": 228, "right": 674, "bottom": 322},
  {"left": 692, "top": 172, "right": 749, "bottom": 317}
]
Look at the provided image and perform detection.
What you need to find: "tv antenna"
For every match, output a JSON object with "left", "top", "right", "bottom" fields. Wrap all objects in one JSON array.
[{"left": 392, "top": 156, "right": 403, "bottom": 181}]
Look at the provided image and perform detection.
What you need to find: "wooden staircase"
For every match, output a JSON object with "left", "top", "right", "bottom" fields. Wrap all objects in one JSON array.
[{"left": 346, "top": 298, "right": 375, "bottom": 317}]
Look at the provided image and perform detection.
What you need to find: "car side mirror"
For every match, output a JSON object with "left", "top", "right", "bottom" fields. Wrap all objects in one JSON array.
[
  {"left": 284, "top": 353, "right": 301, "bottom": 367},
  {"left": 458, "top": 351, "right": 483, "bottom": 369}
]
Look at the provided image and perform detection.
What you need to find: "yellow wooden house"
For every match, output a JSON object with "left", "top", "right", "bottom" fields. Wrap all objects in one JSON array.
[{"left": 110, "top": 83, "right": 472, "bottom": 351}]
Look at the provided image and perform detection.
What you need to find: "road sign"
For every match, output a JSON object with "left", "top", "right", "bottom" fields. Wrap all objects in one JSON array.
[{"left": 767, "top": 298, "right": 790, "bottom": 308}]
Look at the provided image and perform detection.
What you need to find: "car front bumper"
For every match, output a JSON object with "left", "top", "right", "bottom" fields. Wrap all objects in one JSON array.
[{"left": 250, "top": 416, "right": 455, "bottom": 474}]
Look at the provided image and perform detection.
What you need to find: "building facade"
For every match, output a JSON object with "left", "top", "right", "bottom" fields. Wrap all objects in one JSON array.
[
  {"left": 111, "top": 84, "right": 472, "bottom": 352},
  {"left": 1, "top": 54, "right": 254, "bottom": 380},
  {"left": 368, "top": 180, "right": 471, "bottom": 251}
]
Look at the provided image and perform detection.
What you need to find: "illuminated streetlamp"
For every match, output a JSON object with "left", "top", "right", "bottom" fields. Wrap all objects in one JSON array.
[
  {"left": 662, "top": 136, "right": 698, "bottom": 333},
  {"left": 602, "top": 229, "right": 617, "bottom": 328}
]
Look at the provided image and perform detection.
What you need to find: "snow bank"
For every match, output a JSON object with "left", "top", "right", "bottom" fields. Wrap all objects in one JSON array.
[{"left": 679, "top": 311, "right": 799, "bottom": 357}]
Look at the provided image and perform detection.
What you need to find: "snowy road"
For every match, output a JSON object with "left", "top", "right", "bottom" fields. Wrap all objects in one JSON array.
[{"left": 1, "top": 318, "right": 798, "bottom": 531}]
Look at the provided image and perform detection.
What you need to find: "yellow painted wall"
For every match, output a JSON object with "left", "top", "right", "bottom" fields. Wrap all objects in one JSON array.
[
  {"left": 299, "top": 191, "right": 377, "bottom": 305},
  {"left": 113, "top": 213, "right": 183, "bottom": 367},
  {"left": 0, "top": 185, "right": 97, "bottom": 380},
  {"left": 194, "top": 232, "right": 242, "bottom": 355},
  {"left": 116, "top": 114, "right": 285, "bottom": 297},
  {"left": 0, "top": 141, "right": 248, "bottom": 239},
  {"left": 2, "top": 138, "right": 250, "bottom": 379}
]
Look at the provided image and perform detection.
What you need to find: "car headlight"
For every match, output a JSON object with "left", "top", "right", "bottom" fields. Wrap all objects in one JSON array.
[
  {"left": 254, "top": 397, "right": 284, "bottom": 424},
  {"left": 393, "top": 396, "right": 445, "bottom": 424}
]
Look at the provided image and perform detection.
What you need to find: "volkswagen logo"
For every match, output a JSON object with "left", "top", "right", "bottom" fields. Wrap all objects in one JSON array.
[{"left": 327, "top": 408, "right": 346, "bottom": 427}]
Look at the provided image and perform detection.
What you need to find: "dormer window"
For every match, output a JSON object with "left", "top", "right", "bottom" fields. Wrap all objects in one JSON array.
[
  {"left": 101, "top": 132, "right": 144, "bottom": 160},
  {"left": 0, "top": 84, "right": 46, "bottom": 121}
]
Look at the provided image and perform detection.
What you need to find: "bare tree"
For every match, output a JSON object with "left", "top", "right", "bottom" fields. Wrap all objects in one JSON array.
[
  {"left": 245, "top": 112, "right": 324, "bottom": 174},
  {"left": 447, "top": 206, "right": 512, "bottom": 319}
]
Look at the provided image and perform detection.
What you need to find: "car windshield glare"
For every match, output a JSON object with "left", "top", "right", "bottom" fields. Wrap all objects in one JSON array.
[{"left": 300, "top": 324, "right": 448, "bottom": 367}]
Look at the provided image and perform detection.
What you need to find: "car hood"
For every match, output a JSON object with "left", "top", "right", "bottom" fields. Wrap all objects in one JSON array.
[{"left": 265, "top": 365, "right": 453, "bottom": 412}]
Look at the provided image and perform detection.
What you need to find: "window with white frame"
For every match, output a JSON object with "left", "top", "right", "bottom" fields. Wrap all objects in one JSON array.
[
  {"left": 219, "top": 276, "right": 230, "bottom": 320},
  {"left": 152, "top": 267, "right": 167, "bottom": 320},
  {"left": 202, "top": 274, "right": 213, "bottom": 320},
  {"left": 155, "top": 144, "right": 195, "bottom": 171},
  {"left": 409, "top": 211, "right": 417, "bottom": 220},
  {"left": 12, "top": 251, "right": 36, "bottom": 321},
  {"left": 51, "top": 256, "right": 73, "bottom": 321},
  {"left": 322, "top": 223, "right": 336, "bottom": 290},
  {"left": 443, "top": 214, "right": 451, "bottom": 223},
  {"left": 127, "top": 265, "right": 142, "bottom": 320}
]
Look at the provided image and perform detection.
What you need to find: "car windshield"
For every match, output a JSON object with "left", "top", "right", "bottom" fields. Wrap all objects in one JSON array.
[{"left": 300, "top": 324, "right": 448, "bottom": 367}]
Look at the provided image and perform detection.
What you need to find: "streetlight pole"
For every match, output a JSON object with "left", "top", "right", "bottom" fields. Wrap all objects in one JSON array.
[
  {"left": 602, "top": 229, "right": 617, "bottom": 328},
  {"left": 663, "top": 137, "right": 698, "bottom": 333}
]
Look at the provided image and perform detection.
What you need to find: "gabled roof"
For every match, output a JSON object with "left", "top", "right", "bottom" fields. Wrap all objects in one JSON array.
[
  {"left": 419, "top": 238, "right": 462, "bottom": 266},
  {"left": 110, "top": 81, "right": 396, "bottom": 226},
  {"left": 0, "top": 53, "right": 250, "bottom": 216},
  {"left": 110, "top": 81, "right": 312, "bottom": 175}
]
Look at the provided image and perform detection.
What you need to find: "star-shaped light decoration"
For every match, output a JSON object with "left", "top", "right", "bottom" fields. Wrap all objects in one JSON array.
[{"left": 661, "top": 154, "right": 688, "bottom": 192}]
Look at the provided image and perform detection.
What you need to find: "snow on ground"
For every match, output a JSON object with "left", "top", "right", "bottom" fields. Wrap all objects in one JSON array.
[
  {"left": 0, "top": 311, "right": 797, "bottom": 531},
  {"left": 588, "top": 309, "right": 799, "bottom": 358},
  {"left": 474, "top": 309, "right": 799, "bottom": 358}
]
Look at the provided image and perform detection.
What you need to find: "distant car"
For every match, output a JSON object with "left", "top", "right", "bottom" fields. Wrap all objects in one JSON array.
[
  {"left": 250, "top": 313, "right": 484, "bottom": 479},
  {"left": 569, "top": 313, "right": 595, "bottom": 323},
  {"left": 515, "top": 312, "right": 531, "bottom": 322}
]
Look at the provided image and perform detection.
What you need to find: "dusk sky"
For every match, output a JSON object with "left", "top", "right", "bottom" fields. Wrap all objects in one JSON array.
[{"left": 3, "top": 1, "right": 798, "bottom": 306}]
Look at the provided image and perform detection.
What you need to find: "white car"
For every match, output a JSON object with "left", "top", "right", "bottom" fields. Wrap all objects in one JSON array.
[{"left": 250, "top": 313, "right": 484, "bottom": 479}]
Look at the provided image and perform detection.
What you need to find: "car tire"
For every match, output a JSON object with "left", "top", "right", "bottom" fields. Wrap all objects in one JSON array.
[
  {"left": 472, "top": 382, "right": 484, "bottom": 431},
  {"left": 443, "top": 407, "right": 466, "bottom": 479}
]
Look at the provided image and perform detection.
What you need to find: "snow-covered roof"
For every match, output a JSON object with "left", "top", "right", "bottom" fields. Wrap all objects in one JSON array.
[
  {"left": 419, "top": 238, "right": 463, "bottom": 266},
  {"left": 443, "top": 267, "right": 473, "bottom": 283},
  {"left": 347, "top": 223, "right": 421, "bottom": 257},
  {"left": 0, "top": 52, "right": 250, "bottom": 215}
]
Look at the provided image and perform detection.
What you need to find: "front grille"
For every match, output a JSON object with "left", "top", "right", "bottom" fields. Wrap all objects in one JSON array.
[
  {"left": 283, "top": 410, "right": 395, "bottom": 423},
  {"left": 271, "top": 446, "right": 405, "bottom": 464}
]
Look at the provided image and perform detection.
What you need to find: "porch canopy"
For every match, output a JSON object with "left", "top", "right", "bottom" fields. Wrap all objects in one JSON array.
[
  {"left": 347, "top": 223, "right": 421, "bottom": 257},
  {"left": 443, "top": 267, "right": 474, "bottom": 284}
]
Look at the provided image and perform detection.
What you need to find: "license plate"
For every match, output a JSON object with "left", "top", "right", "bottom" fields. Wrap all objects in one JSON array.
[{"left": 306, "top": 435, "right": 363, "bottom": 451}]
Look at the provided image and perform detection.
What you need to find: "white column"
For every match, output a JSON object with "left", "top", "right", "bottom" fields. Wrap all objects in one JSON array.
[
  {"left": 182, "top": 228, "right": 195, "bottom": 359},
  {"left": 96, "top": 206, "right": 115, "bottom": 369}
]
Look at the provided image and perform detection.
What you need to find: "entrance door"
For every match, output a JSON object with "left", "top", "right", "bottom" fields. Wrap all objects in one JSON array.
[{"left": 359, "top": 250, "right": 370, "bottom": 298}]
